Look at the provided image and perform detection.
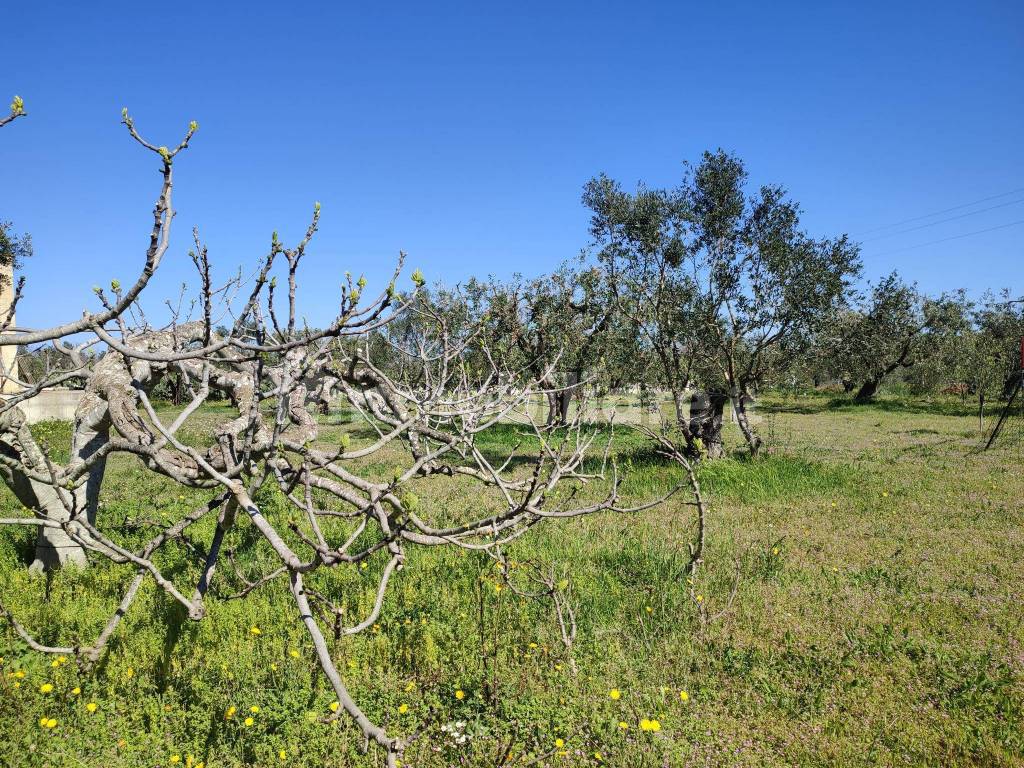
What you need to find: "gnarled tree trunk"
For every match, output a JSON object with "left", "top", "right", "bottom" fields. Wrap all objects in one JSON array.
[
  {"left": 854, "top": 378, "right": 880, "bottom": 402},
  {"left": 732, "top": 390, "right": 762, "bottom": 456},
  {"left": 688, "top": 390, "right": 728, "bottom": 459},
  {"left": 0, "top": 401, "right": 109, "bottom": 571}
]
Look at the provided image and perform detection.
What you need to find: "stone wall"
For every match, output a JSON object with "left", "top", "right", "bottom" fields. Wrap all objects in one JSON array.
[{"left": 6, "top": 388, "right": 84, "bottom": 424}]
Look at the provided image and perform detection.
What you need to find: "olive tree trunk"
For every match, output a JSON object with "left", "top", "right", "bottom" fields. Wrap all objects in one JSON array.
[
  {"left": 732, "top": 390, "right": 762, "bottom": 456},
  {"left": 688, "top": 390, "right": 728, "bottom": 459},
  {"left": 854, "top": 378, "right": 880, "bottom": 402}
]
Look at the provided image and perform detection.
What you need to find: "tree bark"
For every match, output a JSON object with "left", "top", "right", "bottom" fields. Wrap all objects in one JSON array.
[
  {"left": 732, "top": 390, "right": 762, "bottom": 456},
  {"left": 0, "top": 402, "right": 109, "bottom": 572},
  {"left": 544, "top": 371, "right": 578, "bottom": 427},
  {"left": 688, "top": 390, "right": 728, "bottom": 459},
  {"left": 854, "top": 378, "right": 880, "bottom": 402},
  {"left": 33, "top": 394, "right": 110, "bottom": 571},
  {"left": 544, "top": 390, "right": 560, "bottom": 427}
]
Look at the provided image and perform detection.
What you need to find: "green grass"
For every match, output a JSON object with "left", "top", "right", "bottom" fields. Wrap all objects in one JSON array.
[{"left": 1, "top": 395, "right": 1022, "bottom": 767}]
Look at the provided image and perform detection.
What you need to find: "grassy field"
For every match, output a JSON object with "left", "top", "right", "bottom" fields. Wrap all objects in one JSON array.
[{"left": 0, "top": 393, "right": 1021, "bottom": 767}]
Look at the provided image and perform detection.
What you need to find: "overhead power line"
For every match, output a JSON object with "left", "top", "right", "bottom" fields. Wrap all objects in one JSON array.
[
  {"left": 861, "top": 197, "right": 1024, "bottom": 242},
  {"left": 856, "top": 187, "right": 1024, "bottom": 236},
  {"left": 871, "top": 218, "right": 1024, "bottom": 257}
]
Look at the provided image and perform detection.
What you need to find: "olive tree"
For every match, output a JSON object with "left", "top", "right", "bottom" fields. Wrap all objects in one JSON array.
[
  {"left": 830, "top": 272, "right": 963, "bottom": 402},
  {"left": 584, "top": 150, "right": 860, "bottom": 457},
  {"left": 462, "top": 263, "right": 612, "bottom": 426},
  {"left": 975, "top": 292, "right": 1024, "bottom": 395}
]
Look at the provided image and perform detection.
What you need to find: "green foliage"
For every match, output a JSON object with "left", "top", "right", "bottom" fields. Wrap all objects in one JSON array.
[
  {"left": 1, "top": 401, "right": 1022, "bottom": 766},
  {"left": 0, "top": 220, "right": 32, "bottom": 282},
  {"left": 583, "top": 150, "right": 861, "bottom": 450},
  {"left": 28, "top": 420, "right": 73, "bottom": 464}
]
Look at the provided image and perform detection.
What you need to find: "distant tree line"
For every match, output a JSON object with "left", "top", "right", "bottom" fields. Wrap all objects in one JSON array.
[
  {"left": 371, "top": 151, "right": 1022, "bottom": 459},
  {"left": 7, "top": 136, "right": 1022, "bottom": 458}
]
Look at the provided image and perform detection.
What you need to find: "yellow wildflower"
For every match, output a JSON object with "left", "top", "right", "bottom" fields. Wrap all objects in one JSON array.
[
  {"left": 170, "top": 756, "right": 181, "bottom": 764},
  {"left": 225, "top": 705, "right": 237, "bottom": 719},
  {"left": 250, "top": 705, "right": 260, "bottom": 713},
  {"left": 244, "top": 716, "right": 254, "bottom": 727},
  {"left": 398, "top": 703, "right": 409, "bottom": 714},
  {"left": 279, "top": 751, "right": 287, "bottom": 760},
  {"left": 71, "top": 687, "right": 81, "bottom": 696},
  {"left": 250, "top": 626, "right": 262, "bottom": 636},
  {"left": 455, "top": 689, "right": 465, "bottom": 700},
  {"left": 45, "top": 718, "right": 57, "bottom": 729},
  {"left": 609, "top": 688, "right": 621, "bottom": 700},
  {"left": 679, "top": 690, "right": 689, "bottom": 702},
  {"left": 554, "top": 738, "right": 565, "bottom": 748},
  {"left": 618, "top": 721, "right": 629, "bottom": 730},
  {"left": 639, "top": 718, "right": 662, "bottom": 732},
  {"left": 329, "top": 701, "right": 340, "bottom": 712},
  {"left": 86, "top": 702, "right": 98, "bottom": 713},
  {"left": 39, "top": 683, "right": 54, "bottom": 693},
  {"left": 289, "top": 649, "right": 300, "bottom": 659}
]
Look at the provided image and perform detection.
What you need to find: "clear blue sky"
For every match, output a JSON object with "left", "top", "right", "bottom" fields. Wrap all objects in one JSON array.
[{"left": 2, "top": 1, "right": 1021, "bottom": 329}]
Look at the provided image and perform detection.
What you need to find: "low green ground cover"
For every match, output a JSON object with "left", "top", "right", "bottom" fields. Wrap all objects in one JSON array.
[{"left": 1, "top": 394, "right": 1021, "bottom": 766}]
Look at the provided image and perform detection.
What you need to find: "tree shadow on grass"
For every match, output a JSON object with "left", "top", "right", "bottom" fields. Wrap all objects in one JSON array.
[{"left": 156, "top": 599, "right": 190, "bottom": 693}]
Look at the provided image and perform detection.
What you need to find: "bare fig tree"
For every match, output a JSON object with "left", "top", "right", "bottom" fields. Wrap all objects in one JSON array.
[{"left": 0, "top": 110, "right": 699, "bottom": 766}]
